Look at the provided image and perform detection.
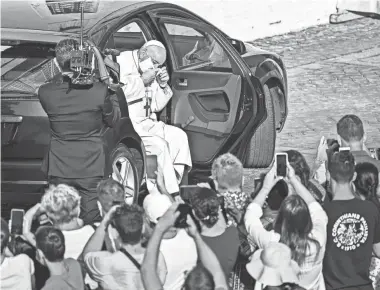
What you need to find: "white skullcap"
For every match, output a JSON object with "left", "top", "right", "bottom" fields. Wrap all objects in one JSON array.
[{"left": 142, "top": 40, "right": 166, "bottom": 51}]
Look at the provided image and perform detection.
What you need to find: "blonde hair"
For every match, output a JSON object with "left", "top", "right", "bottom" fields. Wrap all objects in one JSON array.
[
  {"left": 41, "top": 184, "right": 81, "bottom": 225},
  {"left": 211, "top": 153, "right": 243, "bottom": 190}
]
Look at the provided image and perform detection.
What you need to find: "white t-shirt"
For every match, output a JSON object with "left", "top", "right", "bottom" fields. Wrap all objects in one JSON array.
[
  {"left": 160, "top": 229, "right": 198, "bottom": 290},
  {"left": 62, "top": 225, "right": 95, "bottom": 259},
  {"left": 1, "top": 254, "right": 35, "bottom": 290},
  {"left": 85, "top": 250, "right": 167, "bottom": 290}
]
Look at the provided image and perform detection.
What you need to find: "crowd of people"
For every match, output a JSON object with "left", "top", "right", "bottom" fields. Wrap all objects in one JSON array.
[{"left": 1, "top": 37, "right": 380, "bottom": 290}]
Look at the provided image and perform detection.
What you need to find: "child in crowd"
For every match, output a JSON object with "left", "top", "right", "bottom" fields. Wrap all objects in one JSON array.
[{"left": 209, "top": 153, "right": 250, "bottom": 226}]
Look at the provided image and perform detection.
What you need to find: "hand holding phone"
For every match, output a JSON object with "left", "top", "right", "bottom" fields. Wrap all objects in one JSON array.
[
  {"left": 275, "top": 153, "right": 288, "bottom": 177},
  {"left": 175, "top": 203, "right": 192, "bottom": 228}
]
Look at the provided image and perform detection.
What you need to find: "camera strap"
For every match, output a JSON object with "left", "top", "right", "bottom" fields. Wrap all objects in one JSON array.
[{"left": 119, "top": 248, "right": 141, "bottom": 270}]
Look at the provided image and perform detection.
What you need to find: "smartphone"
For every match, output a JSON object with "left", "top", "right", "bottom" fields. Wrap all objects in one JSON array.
[
  {"left": 175, "top": 203, "right": 192, "bottom": 228},
  {"left": 139, "top": 57, "right": 155, "bottom": 73},
  {"left": 10, "top": 209, "right": 25, "bottom": 235},
  {"left": 146, "top": 155, "right": 158, "bottom": 179},
  {"left": 180, "top": 185, "right": 198, "bottom": 203},
  {"left": 275, "top": 153, "right": 288, "bottom": 177},
  {"left": 339, "top": 147, "right": 350, "bottom": 152}
]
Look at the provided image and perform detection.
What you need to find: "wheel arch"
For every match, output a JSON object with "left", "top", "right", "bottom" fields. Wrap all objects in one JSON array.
[{"left": 255, "top": 58, "right": 288, "bottom": 132}]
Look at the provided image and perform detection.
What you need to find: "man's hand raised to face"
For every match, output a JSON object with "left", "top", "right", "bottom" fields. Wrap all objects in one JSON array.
[
  {"left": 141, "top": 69, "right": 156, "bottom": 87},
  {"left": 156, "top": 67, "right": 169, "bottom": 87}
]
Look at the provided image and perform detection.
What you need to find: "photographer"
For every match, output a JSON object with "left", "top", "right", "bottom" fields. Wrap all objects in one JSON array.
[
  {"left": 38, "top": 38, "right": 121, "bottom": 225},
  {"left": 141, "top": 202, "right": 228, "bottom": 290},
  {"left": 244, "top": 162, "right": 327, "bottom": 290},
  {"left": 143, "top": 192, "right": 197, "bottom": 290},
  {"left": 23, "top": 184, "right": 95, "bottom": 260},
  {"left": 1, "top": 218, "right": 36, "bottom": 290},
  {"left": 82, "top": 204, "right": 167, "bottom": 290}
]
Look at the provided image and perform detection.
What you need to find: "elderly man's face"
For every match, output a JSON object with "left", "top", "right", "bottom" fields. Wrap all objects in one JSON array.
[{"left": 146, "top": 46, "right": 166, "bottom": 68}]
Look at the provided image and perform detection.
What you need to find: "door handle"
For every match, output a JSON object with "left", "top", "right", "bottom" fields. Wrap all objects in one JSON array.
[{"left": 177, "top": 78, "right": 188, "bottom": 87}]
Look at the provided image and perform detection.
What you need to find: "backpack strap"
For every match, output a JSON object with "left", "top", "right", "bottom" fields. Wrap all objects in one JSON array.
[{"left": 119, "top": 248, "right": 141, "bottom": 270}]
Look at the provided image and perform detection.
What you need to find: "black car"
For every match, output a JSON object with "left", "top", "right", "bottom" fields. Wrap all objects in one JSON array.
[{"left": 1, "top": 0, "right": 288, "bottom": 217}]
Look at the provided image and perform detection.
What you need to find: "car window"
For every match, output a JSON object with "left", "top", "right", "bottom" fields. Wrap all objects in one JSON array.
[
  {"left": 111, "top": 21, "right": 147, "bottom": 52},
  {"left": 163, "top": 23, "right": 232, "bottom": 72},
  {"left": 1, "top": 42, "right": 58, "bottom": 96}
]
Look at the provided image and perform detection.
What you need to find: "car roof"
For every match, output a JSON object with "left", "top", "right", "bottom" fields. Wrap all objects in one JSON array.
[{"left": 1, "top": 1, "right": 156, "bottom": 34}]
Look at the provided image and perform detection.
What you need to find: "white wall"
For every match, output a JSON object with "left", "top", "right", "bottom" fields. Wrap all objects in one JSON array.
[{"left": 152, "top": 0, "right": 375, "bottom": 41}]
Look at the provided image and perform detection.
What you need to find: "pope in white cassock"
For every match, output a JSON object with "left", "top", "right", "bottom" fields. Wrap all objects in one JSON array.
[{"left": 117, "top": 40, "right": 192, "bottom": 195}]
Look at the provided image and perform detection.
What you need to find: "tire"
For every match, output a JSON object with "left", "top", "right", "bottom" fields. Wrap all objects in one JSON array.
[
  {"left": 244, "top": 84, "right": 276, "bottom": 168},
  {"left": 109, "top": 144, "right": 139, "bottom": 204}
]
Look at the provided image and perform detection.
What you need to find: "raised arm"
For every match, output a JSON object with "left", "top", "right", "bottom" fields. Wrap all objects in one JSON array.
[
  {"left": 150, "top": 69, "right": 173, "bottom": 113},
  {"left": 287, "top": 162, "right": 317, "bottom": 205},
  {"left": 22, "top": 203, "right": 41, "bottom": 248},
  {"left": 244, "top": 164, "right": 282, "bottom": 248},
  {"left": 141, "top": 203, "right": 180, "bottom": 290},
  {"left": 80, "top": 205, "right": 119, "bottom": 259}
]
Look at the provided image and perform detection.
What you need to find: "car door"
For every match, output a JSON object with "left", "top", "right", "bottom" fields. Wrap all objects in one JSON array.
[
  {"left": 155, "top": 17, "right": 248, "bottom": 164},
  {"left": 1, "top": 41, "right": 58, "bottom": 216}
]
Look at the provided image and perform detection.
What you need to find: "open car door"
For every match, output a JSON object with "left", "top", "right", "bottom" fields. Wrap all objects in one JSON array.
[{"left": 157, "top": 17, "right": 251, "bottom": 164}]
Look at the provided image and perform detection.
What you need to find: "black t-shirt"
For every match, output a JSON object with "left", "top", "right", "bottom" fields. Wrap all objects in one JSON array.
[
  {"left": 323, "top": 198, "right": 380, "bottom": 290},
  {"left": 202, "top": 226, "right": 240, "bottom": 278}
]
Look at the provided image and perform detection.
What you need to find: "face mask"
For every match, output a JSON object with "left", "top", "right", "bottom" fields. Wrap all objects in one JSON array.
[{"left": 139, "top": 57, "right": 155, "bottom": 73}]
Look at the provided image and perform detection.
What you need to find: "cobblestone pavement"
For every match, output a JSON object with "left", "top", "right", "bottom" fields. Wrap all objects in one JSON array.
[{"left": 243, "top": 17, "right": 380, "bottom": 193}]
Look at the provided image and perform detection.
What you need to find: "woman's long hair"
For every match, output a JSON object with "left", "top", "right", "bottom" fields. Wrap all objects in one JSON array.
[
  {"left": 286, "top": 150, "right": 325, "bottom": 203},
  {"left": 274, "top": 195, "right": 321, "bottom": 266},
  {"left": 354, "top": 162, "right": 380, "bottom": 209}
]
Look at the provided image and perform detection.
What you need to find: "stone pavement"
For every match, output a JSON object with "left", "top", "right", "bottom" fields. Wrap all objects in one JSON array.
[{"left": 243, "top": 17, "right": 380, "bottom": 193}]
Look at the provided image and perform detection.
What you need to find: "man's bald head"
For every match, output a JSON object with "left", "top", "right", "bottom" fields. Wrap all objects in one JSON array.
[{"left": 139, "top": 40, "right": 167, "bottom": 67}]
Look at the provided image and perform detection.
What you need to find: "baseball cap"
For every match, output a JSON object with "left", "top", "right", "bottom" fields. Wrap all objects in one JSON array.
[{"left": 143, "top": 193, "right": 172, "bottom": 223}]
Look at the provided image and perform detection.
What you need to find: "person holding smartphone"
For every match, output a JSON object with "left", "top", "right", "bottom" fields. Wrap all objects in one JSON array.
[
  {"left": 244, "top": 161, "right": 328, "bottom": 290},
  {"left": 1, "top": 218, "right": 36, "bottom": 290},
  {"left": 117, "top": 40, "right": 192, "bottom": 197}
]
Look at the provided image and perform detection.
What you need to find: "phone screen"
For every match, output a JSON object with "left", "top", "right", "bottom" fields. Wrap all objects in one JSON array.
[
  {"left": 276, "top": 154, "right": 287, "bottom": 177},
  {"left": 146, "top": 155, "right": 158, "bottom": 179},
  {"left": 10, "top": 209, "right": 24, "bottom": 235},
  {"left": 339, "top": 147, "right": 350, "bottom": 152}
]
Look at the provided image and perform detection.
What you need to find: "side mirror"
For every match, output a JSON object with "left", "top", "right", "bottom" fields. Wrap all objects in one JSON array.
[{"left": 229, "top": 38, "right": 246, "bottom": 55}]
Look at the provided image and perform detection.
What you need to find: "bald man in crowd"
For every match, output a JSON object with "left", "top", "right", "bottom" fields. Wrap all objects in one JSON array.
[{"left": 117, "top": 41, "right": 192, "bottom": 196}]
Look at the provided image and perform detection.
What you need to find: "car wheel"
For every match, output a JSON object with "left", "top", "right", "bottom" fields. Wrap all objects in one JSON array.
[
  {"left": 244, "top": 84, "right": 276, "bottom": 168},
  {"left": 110, "top": 144, "right": 139, "bottom": 204}
]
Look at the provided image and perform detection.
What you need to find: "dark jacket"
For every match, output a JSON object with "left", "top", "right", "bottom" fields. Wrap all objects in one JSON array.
[
  {"left": 352, "top": 150, "right": 380, "bottom": 171},
  {"left": 38, "top": 75, "right": 120, "bottom": 178}
]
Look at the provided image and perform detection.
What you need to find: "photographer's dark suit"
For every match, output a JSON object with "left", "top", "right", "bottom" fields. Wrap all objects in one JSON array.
[{"left": 38, "top": 74, "right": 120, "bottom": 224}]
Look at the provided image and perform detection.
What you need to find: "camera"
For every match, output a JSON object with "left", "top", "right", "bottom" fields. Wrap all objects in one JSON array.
[
  {"left": 69, "top": 42, "right": 95, "bottom": 85},
  {"left": 175, "top": 203, "right": 192, "bottom": 228}
]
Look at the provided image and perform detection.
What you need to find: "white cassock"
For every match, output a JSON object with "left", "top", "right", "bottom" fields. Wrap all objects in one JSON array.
[{"left": 117, "top": 50, "right": 192, "bottom": 194}]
